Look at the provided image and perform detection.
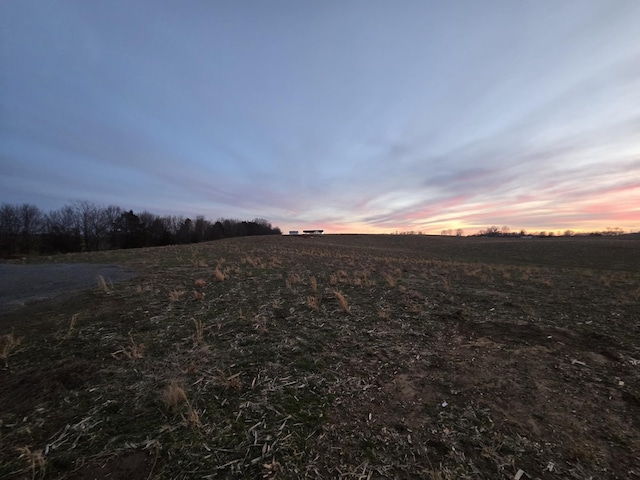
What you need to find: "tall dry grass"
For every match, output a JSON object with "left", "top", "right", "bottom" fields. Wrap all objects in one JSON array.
[
  {"left": 1, "top": 331, "right": 22, "bottom": 368},
  {"left": 333, "top": 290, "right": 350, "bottom": 314}
]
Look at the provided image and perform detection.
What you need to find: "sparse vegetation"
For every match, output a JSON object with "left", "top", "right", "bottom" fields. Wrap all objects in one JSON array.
[
  {"left": 0, "top": 330, "right": 22, "bottom": 368},
  {"left": 1, "top": 234, "right": 639, "bottom": 479}
]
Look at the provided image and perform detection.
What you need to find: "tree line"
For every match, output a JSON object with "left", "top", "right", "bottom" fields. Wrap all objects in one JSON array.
[
  {"left": 0, "top": 201, "right": 281, "bottom": 257},
  {"left": 470, "top": 225, "right": 628, "bottom": 237}
]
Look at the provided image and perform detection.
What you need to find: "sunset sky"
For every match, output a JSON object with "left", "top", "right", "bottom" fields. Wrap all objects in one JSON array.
[{"left": 1, "top": 1, "right": 639, "bottom": 234}]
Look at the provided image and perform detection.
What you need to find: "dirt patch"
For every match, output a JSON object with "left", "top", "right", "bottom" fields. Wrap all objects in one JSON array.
[
  {"left": 0, "top": 264, "right": 135, "bottom": 313},
  {"left": 69, "top": 452, "right": 153, "bottom": 480}
]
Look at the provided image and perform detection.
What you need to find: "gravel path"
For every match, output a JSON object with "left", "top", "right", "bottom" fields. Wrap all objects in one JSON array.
[{"left": 0, "top": 263, "right": 136, "bottom": 313}]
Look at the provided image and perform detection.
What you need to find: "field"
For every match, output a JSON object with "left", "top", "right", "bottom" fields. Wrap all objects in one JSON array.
[{"left": 1, "top": 234, "right": 639, "bottom": 479}]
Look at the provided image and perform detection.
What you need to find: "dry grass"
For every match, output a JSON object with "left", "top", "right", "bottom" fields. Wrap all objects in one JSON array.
[
  {"left": 16, "top": 446, "right": 46, "bottom": 480},
  {"left": 193, "top": 291, "right": 205, "bottom": 301},
  {"left": 214, "top": 266, "right": 227, "bottom": 282},
  {"left": 383, "top": 272, "right": 398, "bottom": 287},
  {"left": 162, "top": 380, "right": 187, "bottom": 410},
  {"left": 194, "top": 278, "right": 206, "bottom": 288},
  {"left": 123, "top": 333, "right": 145, "bottom": 360},
  {"left": 218, "top": 369, "right": 243, "bottom": 391},
  {"left": 169, "top": 289, "right": 186, "bottom": 302},
  {"left": 309, "top": 275, "right": 318, "bottom": 293},
  {"left": 307, "top": 295, "right": 321, "bottom": 311},
  {"left": 285, "top": 272, "right": 302, "bottom": 289},
  {"left": 333, "top": 290, "right": 351, "bottom": 314},
  {"left": 193, "top": 318, "right": 205, "bottom": 344},
  {"left": 65, "top": 313, "right": 79, "bottom": 338},
  {"left": 97, "top": 274, "right": 110, "bottom": 293},
  {"left": 0, "top": 331, "right": 22, "bottom": 368},
  {"left": 162, "top": 380, "right": 201, "bottom": 428}
]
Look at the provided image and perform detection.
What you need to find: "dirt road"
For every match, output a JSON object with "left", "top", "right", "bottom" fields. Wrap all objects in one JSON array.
[{"left": 0, "top": 264, "right": 135, "bottom": 313}]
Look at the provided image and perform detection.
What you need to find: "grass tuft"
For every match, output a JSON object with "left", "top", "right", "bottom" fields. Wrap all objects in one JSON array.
[
  {"left": 193, "top": 318, "right": 204, "bottom": 344},
  {"left": 169, "top": 289, "right": 185, "bottom": 302},
  {"left": 333, "top": 290, "right": 351, "bottom": 314},
  {"left": 1, "top": 330, "right": 22, "bottom": 368},
  {"left": 307, "top": 295, "right": 321, "bottom": 311},
  {"left": 214, "top": 266, "right": 227, "bottom": 281},
  {"left": 123, "top": 333, "right": 145, "bottom": 360},
  {"left": 64, "top": 313, "right": 79, "bottom": 338},
  {"left": 16, "top": 446, "right": 46, "bottom": 480},
  {"left": 97, "top": 275, "right": 111, "bottom": 293}
]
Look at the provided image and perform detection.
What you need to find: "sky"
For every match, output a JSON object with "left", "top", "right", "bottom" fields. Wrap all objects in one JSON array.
[{"left": 1, "top": 1, "right": 639, "bottom": 235}]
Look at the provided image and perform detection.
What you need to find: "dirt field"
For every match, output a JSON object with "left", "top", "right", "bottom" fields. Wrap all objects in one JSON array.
[{"left": 0, "top": 235, "right": 638, "bottom": 479}]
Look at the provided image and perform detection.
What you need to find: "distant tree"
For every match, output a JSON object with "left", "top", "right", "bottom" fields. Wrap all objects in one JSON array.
[
  {"left": 455, "top": 228, "right": 464, "bottom": 237},
  {"left": 118, "top": 210, "right": 144, "bottom": 248},
  {"left": 73, "top": 201, "right": 108, "bottom": 251},
  {"left": 103, "top": 204, "right": 123, "bottom": 249},
  {"left": 177, "top": 218, "right": 194, "bottom": 244},
  {"left": 194, "top": 215, "right": 207, "bottom": 243},
  {"left": 0, "top": 203, "right": 21, "bottom": 256},
  {"left": 42, "top": 205, "right": 82, "bottom": 253},
  {"left": 149, "top": 216, "right": 173, "bottom": 246},
  {"left": 19, "top": 204, "right": 42, "bottom": 252},
  {"left": 486, "top": 226, "right": 500, "bottom": 237}
]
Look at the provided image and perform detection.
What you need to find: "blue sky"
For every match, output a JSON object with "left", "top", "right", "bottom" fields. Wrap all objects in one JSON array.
[{"left": 1, "top": 1, "right": 639, "bottom": 234}]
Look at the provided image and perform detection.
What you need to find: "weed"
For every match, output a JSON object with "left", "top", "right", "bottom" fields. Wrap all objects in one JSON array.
[
  {"left": 16, "top": 446, "right": 46, "bottom": 480},
  {"left": 193, "top": 291, "right": 205, "bottom": 301},
  {"left": 383, "top": 273, "right": 397, "bottom": 287},
  {"left": 162, "top": 380, "right": 187, "bottom": 411},
  {"left": 334, "top": 290, "right": 351, "bottom": 314},
  {"left": 442, "top": 274, "right": 452, "bottom": 291},
  {"left": 307, "top": 295, "right": 321, "bottom": 311},
  {"left": 123, "top": 333, "right": 145, "bottom": 360},
  {"left": 214, "top": 266, "right": 227, "bottom": 281},
  {"left": 0, "top": 331, "right": 22, "bottom": 368},
  {"left": 65, "top": 313, "right": 79, "bottom": 338},
  {"left": 193, "top": 318, "right": 204, "bottom": 344},
  {"left": 97, "top": 275, "right": 111, "bottom": 293},
  {"left": 193, "top": 257, "right": 208, "bottom": 268},
  {"left": 286, "top": 272, "right": 302, "bottom": 289},
  {"left": 310, "top": 275, "right": 318, "bottom": 293},
  {"left": 161, "top": 380, "right": 202, "bottom": 428},
  {"left": 169, "top": 289, "right": 185, "bottom": 302},
  {"left": 218, "top": 369, "right": 243, "bottom": 391},
  {"left": 194, "top": 278, "right": 206, "bottom": 288}
]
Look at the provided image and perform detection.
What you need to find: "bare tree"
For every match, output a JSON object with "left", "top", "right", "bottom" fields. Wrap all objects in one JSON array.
[
  {"left": 0, "top": 203, "right": 21, "bottom": 255},
  {"left": 18, "top": 204, "right": 43, "bottom": 253},
  {"left": 73, "top": 201, "right": 108, "bottom": 251}
]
